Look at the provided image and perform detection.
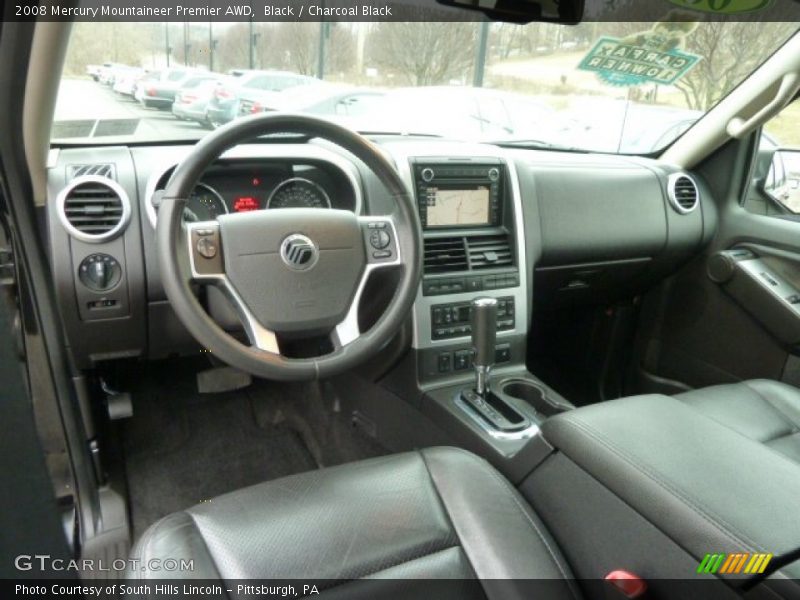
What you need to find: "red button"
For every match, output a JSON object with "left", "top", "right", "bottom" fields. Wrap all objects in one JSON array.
[{"left": 605, "top": 570, "right": 647, "bottom": 598}]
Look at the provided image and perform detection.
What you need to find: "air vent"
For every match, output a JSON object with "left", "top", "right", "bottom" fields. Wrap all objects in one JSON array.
[
  {"left": 56, "top": 176, "right": 130, "bottom": 243},
  {"left": 424, "top": 237, "right": 468, "bottom": 274},
  {"left": 468, "top": 234, "right": 513, "bottom": 269},
  {"left": 667, "top": 174, "right": 699, "bottom": 214},
  {"left": 68, "top": 163, "right": 115, "bottom": 180}
]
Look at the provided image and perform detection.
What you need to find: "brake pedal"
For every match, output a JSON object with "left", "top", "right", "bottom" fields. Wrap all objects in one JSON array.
[
  {"left": 197, "top": 366, "right": 252, "bottom": 394},
  {"left": 102, "top": 379, "right": 133, "bottom": 421}
]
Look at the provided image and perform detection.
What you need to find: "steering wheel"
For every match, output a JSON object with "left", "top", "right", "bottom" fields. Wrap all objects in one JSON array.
[{"left": 157, "top": 114, "right": 422, "bottom": 381}]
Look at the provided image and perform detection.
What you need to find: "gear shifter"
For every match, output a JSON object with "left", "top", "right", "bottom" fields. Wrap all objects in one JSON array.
[
  {"left": 471, "top": 297, "right": 497, "bottom": 397},
  {"left": 459, "top": 296, "right": 530, "bottom": 433}
]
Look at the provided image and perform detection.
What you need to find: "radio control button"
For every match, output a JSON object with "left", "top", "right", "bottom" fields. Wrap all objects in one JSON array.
[
  {"left": 196, "top": 237, "right": 218, "bottom": 259},
  {"left": 369, "top": 230, "right": 391, "bottom": 249},
  {"left": 421, "top": 168, "right": 435, "bottom": 182}
]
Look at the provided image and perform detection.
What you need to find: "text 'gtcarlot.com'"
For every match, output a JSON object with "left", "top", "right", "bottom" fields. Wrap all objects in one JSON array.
[{"left": 14, "top": 554, "right": 193, "bottom": 573}]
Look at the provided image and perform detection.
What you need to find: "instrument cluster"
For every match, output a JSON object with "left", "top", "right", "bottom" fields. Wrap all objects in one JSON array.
[{"left": 151, "top": 159, "right": 357, "bottom": 224}]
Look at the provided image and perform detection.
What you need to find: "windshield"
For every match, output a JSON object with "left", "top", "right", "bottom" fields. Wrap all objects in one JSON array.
[{"left": 53, "top": 21, "right": 798, "bottom": 154}]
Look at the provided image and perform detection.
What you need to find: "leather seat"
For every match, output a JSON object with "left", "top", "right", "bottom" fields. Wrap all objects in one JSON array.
[
  {"left": 130, "top": 447, "right": 580, "bottom": 598},
  {"left": 675, "top": 379, "right": 800, "bottom": 463}
]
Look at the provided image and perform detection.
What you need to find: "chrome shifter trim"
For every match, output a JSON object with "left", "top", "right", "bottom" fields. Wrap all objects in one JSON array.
[
  {"left": 453, "top": 392, "right": 540, "bottom": 441},
  {"left": 475, "top": 365, "right": 492, "bottom": 397}
]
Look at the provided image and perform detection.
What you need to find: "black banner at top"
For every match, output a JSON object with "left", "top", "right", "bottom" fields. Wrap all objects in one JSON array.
[{"left": 5, "top": 0, "right": 800, "bottom": 22}]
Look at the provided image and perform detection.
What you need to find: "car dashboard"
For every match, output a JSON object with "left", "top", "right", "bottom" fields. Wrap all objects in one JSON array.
[{"left": 45, "top": 136, "right": 714, "bottom": 380}]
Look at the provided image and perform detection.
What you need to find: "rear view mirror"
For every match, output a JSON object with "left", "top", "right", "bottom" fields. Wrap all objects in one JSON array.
[
  {"left": 436, "top": 0, "right": 584, "bottom": 23},
  {"left": 763, "top": 149, "right": 800, "bottom": 213}
]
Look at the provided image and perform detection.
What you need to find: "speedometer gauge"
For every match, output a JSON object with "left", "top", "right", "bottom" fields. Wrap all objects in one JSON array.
[
  {"left": 183, "top": 184, "right": 228, "bottom": 222},
  {"left": 266, "top": 178, "right": 331, "bottom": 210}
]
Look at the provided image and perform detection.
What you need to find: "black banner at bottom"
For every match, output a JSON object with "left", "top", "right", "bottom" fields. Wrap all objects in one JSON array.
[{"left": 5, "top": 578, "right": 794, "bottom": 600}]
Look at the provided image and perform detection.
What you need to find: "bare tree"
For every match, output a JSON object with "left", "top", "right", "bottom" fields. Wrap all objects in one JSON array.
[
  {"left": 271, "top": 23, "right": 319, "bottom": 76},
  {"left": 493, "top": 23, "right": 526, "bottom": 60},
  {"left": 676, "top": 22, "right": 795, "bottom": 110},
  {"left": 216, "top": 23, "right": 250, "bottom": 72},
  {"left": 65, "top": 22, "right": 152, "bottom": 74},
  {"left": 327, "top": 25, "right": 357, "bottom": 76},
  {"left": 368, "top": 22, "right": 477, "bottom": 86}
]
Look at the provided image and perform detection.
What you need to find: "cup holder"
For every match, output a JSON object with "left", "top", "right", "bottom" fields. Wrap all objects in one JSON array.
[{"left": 501, "top": 380, "right": 564, "bottom": 418}]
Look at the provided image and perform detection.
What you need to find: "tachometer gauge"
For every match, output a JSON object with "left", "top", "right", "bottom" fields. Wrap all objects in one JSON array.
[
  {"left": 266, "top": 178, "right": 331, "bottom": 209},
  {"left": 183, "top": 184, "right": 228, "bottom": 222}
]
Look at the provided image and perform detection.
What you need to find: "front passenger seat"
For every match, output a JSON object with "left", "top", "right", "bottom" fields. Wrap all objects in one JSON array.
[
  {"left": 676, "top": 379, "right": 800, "bottom": 463},
  {"left": 130, "top": 447, "right": 580, "bottom": 598}
]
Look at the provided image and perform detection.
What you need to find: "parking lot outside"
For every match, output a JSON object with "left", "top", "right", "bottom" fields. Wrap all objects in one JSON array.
[{"left": 56, "top": 78, "right": 207, "bottom": 139}]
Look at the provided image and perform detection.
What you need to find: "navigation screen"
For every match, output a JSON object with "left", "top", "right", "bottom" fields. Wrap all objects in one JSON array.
[{"left": 426, "top": 186, "right": 491, "bottom": 227}]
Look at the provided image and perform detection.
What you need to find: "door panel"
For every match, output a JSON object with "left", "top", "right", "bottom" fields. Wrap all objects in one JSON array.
[
  {"left": 642, "top": 254, "right": 787, "bottom": 390},
  {"left": 636, "top": 138, "right": 800, "bottom": 391},
  {"left": 710, "top": 244, "right": 800, "bottom": 346}
]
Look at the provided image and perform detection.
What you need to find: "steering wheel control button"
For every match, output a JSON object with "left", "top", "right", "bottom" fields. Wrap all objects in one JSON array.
[
  {"left": 363, "top": 221, "right": 398, "bottom": 265},
  {"left": 78, "top": 254, "right": 122, "bottom": 292},
  {"left": 280, "top": 233, "right": 319, "bottom": 271},
  {"left": 369, "top": 230, "right": 391, "bottom": 250},
  {"left": 190, "top": 225, "right": 224, "bottom": 276},
  {"left": 196, "top": 237, "right": 218, "bottom": 259}
]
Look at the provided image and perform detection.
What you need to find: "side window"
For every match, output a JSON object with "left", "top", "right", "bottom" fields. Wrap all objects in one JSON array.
[
  {"left": 768, "top": 149, "right": 800, "bottom": 213},
  {"left": 745, "top": 99, "right": 800, "bottom": 216}
]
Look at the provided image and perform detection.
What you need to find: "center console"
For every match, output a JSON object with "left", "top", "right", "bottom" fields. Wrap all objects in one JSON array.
[
  {"left": 365, "top": 145, "right": 573, "bottom": 479},
  {"left": 406, "top": 156, "right": 529, "bottom": 383}
]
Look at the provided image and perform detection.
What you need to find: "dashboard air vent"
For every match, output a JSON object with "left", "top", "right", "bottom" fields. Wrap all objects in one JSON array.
[
  {"left": 57, "top": 176, "right": 130, "bottom": 243},
  {"left": 468, "top": 234, "right": 513, "bottom": 269},
  {"left": 667, "top": 174, "right": 699, "bottom": 214},
  {"left": 68, "top": 163, "right": 115, "bottom": 180},
  {"left": 424, "top": 237, "right": 468, "bottom": 274}
]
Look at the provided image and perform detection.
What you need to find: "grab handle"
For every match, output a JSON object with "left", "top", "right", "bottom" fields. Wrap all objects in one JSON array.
[{"left": 727, "top": 73, "right": 800, "bottom": 139}]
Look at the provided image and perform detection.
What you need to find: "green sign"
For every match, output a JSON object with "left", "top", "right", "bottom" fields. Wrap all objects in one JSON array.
[
  {"left": 578, "top": 36, "right": 701, "bottom": 87},
  {"left": 668, "top": 0, "right": 773, "bottom": 14}
]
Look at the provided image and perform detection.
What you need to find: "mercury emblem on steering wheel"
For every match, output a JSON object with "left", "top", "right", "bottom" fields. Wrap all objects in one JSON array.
[{"left": 280, "top": 234, "right": 319, "bottom": 271}]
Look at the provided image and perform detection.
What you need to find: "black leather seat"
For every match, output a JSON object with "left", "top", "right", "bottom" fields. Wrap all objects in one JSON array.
[
  {"left": 675, "top": 379, "right": 800, "bottom": 463},
  {"left": 130, "top": 447, "right": 580, "bottom": 598}
]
